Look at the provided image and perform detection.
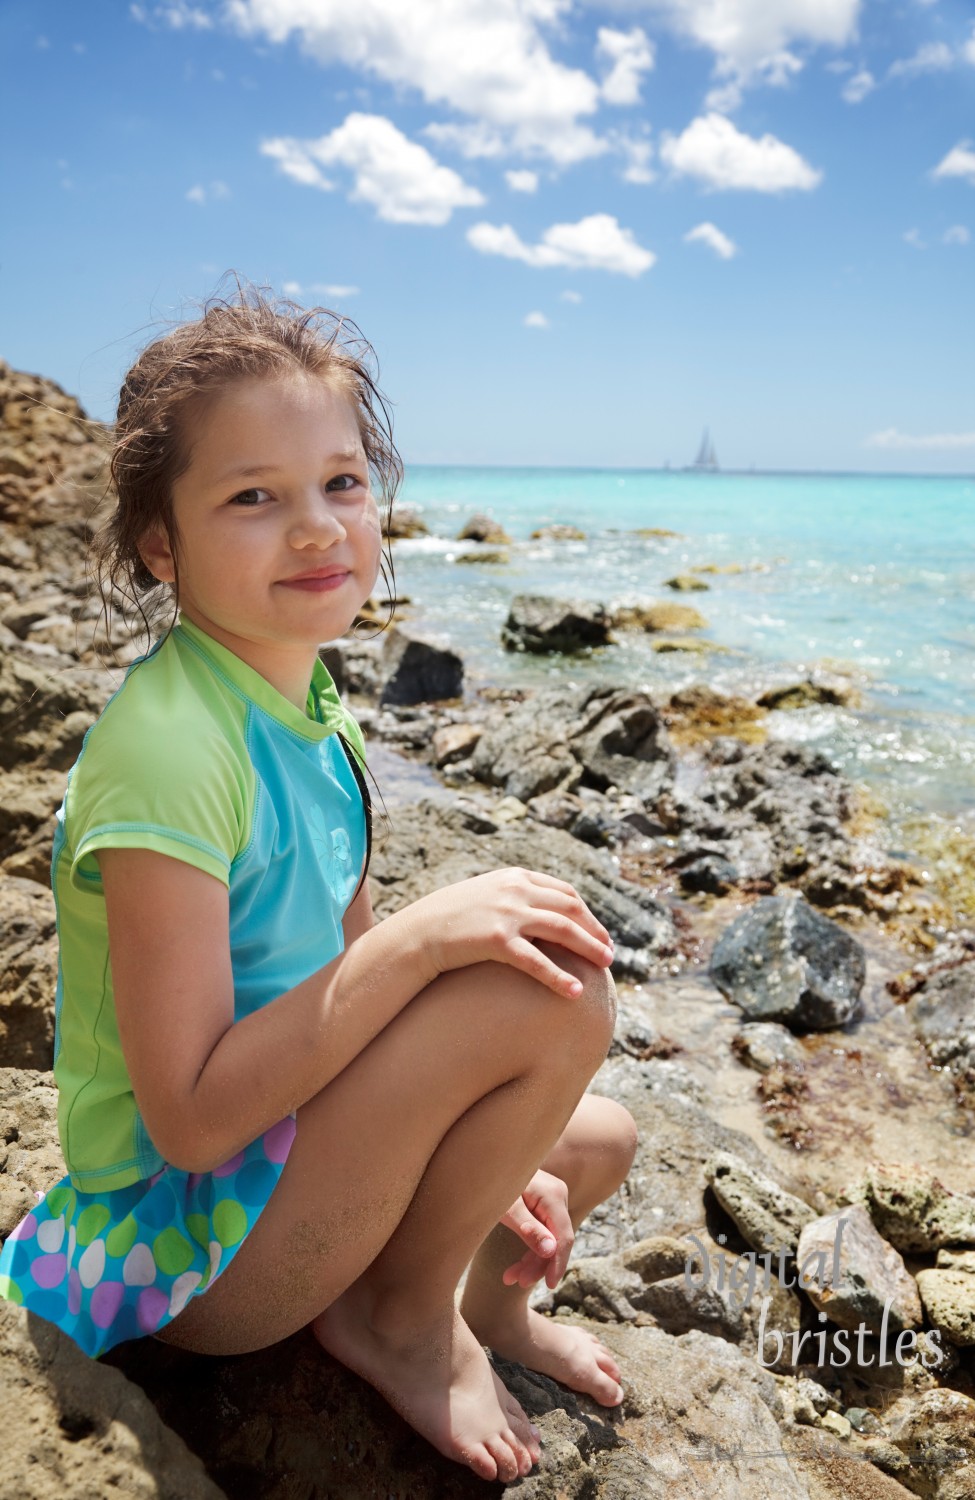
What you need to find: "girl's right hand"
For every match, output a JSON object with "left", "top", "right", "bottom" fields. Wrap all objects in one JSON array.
[{"left": 418, "top": 867, "right": 615, "bottom": 998}]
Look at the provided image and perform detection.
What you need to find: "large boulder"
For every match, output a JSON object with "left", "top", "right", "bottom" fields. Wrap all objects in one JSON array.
[
  {"left": 709, "top": 893, "right": 866, "bottom": 1031},
  {"left": 471, "top": 685, "right": 673, "bottom": 804},
  {"left": 502, "top": 596, "right": 611, "bottom": 654},
  {"left": 379, "top": 626, "right": 463, "bottom": 706},
  {"left": 796, "top": 1205, "right": 923, "bottom": 1336}
]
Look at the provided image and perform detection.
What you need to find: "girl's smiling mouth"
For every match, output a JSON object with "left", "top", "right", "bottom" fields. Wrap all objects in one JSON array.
[{"left": 278, "top": 567, "right": 352, "bottom": 591}]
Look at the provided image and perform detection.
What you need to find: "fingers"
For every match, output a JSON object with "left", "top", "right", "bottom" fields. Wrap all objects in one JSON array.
[{"left": 507, "top": 937, "right": 591, "bottom": 998}]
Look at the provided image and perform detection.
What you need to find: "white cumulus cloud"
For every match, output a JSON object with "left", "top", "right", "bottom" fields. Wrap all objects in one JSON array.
[
  {"left": 467, "top": 213, "right": 655, "bottom": 277},
  {"left": 660, "top": 113, "right": 822, "bottom": 192},
  {"left": 944, "top": 225, "right": 970, "bottom": 245},
  {"left": 888, "top": 41, "right": 953, "bottom": 79},
  {"left": 638, "top": 0, "right": 858, "bottom": 104},
  {"left": 131, "top": 1, "right": 212, "bottom": 28},
  {"left": 524, "top": 311, "right": 549, "bottom": 328},
  {"left": 842, "top": 69, "right": 876, "bottom": 103},
  {"left": 228, "top": 0, "right": 604, "bottom": 165},
  {"left": 965, "top": 25, "right": 975, "bottom": 66},
  {"left": 561, "top": 289, "right": 582, "bottom": 302},
  {"left": 262, "top": 114, "right": 485, "bottom": 225},
  {"left": 506, "top": 169, "right": 539, "bottom": 194},
  {"left": 866, "top": 428, "right": 975, "bottom": 450},
  {"left": 616, "top": 134, "right": 655, "bottom": 184},
  {"left": 597, "top": 26, "right": 655, "bottom": 106},
  {"left": 185, "top": 180, "right": 229, "bottom": 204},
  {"left": 684, "top": 221, "right": 738, "bottom": 259},
  {"left": 903, "top": 228, "right": 926, "bottom": 249},
  {"left": 933, "top": 142, "right": 975, "bottom": 186},
  {"left": 283, "top": 280, "right": 360, "bottom": 298}
]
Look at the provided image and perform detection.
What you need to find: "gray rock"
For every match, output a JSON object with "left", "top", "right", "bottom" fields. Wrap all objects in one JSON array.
[
  {"left": 471, "top": 685, "right": 673, "bottom": 804},
  {"left": 706, "top": 1150, "right": 817, "bottom": 1255},
  {"left": 501, "top": 595, "right": 611, "bottom": 654},
  {"left": 916, "top": 1268, "right": 975, "bottom": 1347},
  {"left": 379, "top": 626, "right": 463, "bottom": 705},
  {"left": 370, "top": 798, "right": 682, "bottom": 978},
  {"left": 709, "top": 892, "right": 866, "bottom": 1031},
  {"left": 796, "top": 1205, "right": 922, "bottom": 1335},
  {"left": 907, "top": 964, "right": 975, "bottom": 1104}
]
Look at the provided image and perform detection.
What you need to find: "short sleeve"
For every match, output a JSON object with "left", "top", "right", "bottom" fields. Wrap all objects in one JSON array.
[{"left": 66, "top": 708, "right": 252, "bottom": 893}]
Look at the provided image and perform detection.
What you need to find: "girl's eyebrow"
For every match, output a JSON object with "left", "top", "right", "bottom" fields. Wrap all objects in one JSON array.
[{"left": 215, "top": 449, "right": 366, "bottom": 484}]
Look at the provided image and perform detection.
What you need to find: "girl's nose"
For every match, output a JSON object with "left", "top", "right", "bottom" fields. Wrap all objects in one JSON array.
[{"left": 288, "top": 492, "right": 347, "bottom": 547}]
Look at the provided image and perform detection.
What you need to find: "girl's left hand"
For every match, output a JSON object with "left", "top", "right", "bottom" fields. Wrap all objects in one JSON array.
[{"left": 499, "top": 1170, "right": 574, "bottom": 1290}]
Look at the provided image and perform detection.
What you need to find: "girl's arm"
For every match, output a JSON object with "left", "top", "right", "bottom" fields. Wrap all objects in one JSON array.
[{"left": 99, "top": 850, "right": 613, "bottom": 1175}]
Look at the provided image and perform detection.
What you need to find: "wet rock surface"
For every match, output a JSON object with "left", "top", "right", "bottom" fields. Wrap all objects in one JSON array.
[
  {"left": 796, "top": 1205, "right": 923, "bottom": 1336},
  {"left": 710, "top": 893, "right": 866, "bottom": 1030},
  {"left": 2, "top": 358, "right": 974, "bottom": 1497}
]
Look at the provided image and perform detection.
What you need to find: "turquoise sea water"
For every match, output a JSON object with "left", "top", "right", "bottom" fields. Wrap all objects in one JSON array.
[{"left": 390, "top": 467, "right": 975, "bottom": 828}]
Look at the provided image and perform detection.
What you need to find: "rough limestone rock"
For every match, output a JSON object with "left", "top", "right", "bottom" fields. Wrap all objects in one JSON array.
[
  {"left": 709, "top": 893, "right": 866, "bottom": 1031},
  {"left": 664, "top": 574, "right": 709, "bottom": 592},
  {"left": 0, "top": 1069, "right": 64, "bottom": 1242},
  {"left": 0, "top": 879, "right": 58, "bottom": 1069},
  {"left": 612, "top": 601, "right": 708, "bottom": 633},
  {"left": 0, "top": 1301, "right": 222, "bottom": 1499},
  {"left": 853, "top": 1163, "right": 975, "bottom": 1253},
  {"left": 884, "top": 1389, "right": 975, "bottom": 1500},
  {"left": 915, "top": 1268, "right": 975, "bottom": 1347},
  {"left": 706, "top": 1150, "right": 817, "bottom": 1255},
  {"left": 379, "top": 625, "right": 464, "bottom": 706},
  {"left": 501, "top": 595, "right": 611, "bottom": 654},
  {"left": 796, "top": 1205, "right": 922, "bottom": 1335},
  {"left": 732, "top": 1021, "right": 808, "bottom": 1073},
  {"left": 621, "top": 1236, "right": 688, "bottom": 1283}
]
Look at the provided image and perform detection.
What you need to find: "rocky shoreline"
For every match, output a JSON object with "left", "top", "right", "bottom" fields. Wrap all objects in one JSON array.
[{"left": 2, "top": 361, "right": 974, "bottom": 1499}]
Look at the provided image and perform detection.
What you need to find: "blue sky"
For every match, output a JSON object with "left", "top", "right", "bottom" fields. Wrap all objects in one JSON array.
[{"left": 1, "top": 0, "right": 972, "bottom": 472}]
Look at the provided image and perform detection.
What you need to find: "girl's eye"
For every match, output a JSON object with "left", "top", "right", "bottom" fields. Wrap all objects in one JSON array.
[
  {"left": 326, "top": 474, "right": 364, "bottom": 494},
  {"left": 229, "top": 487, "right": 271, "bottom": 507}
]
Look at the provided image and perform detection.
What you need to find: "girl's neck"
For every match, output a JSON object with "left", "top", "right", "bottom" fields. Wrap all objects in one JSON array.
[{"left": 178, "top": 607, "right": 318, "bottom": 713}]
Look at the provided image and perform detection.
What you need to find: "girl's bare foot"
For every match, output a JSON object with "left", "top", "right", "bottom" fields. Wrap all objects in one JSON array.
[
  {"left": 312, "top": 1286, "right": 541, "bottom": 1482},
  {"left": 464, "top": 1301, "right": 624, "bottom": 1408}
]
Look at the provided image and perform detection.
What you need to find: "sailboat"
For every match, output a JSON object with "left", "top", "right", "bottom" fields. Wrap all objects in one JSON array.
[{"left": 689, "top": 428, "right": 719, "bottom": 472}]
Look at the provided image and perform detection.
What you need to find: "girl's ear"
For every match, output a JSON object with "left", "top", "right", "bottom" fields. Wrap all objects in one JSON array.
[{"left": 138, "top": 524, "right": 177, "bottom": 585}]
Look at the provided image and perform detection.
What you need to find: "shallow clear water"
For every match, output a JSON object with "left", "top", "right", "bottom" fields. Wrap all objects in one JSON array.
[{"left": 390, "top": 467, "right": 975, "bottom": 825}]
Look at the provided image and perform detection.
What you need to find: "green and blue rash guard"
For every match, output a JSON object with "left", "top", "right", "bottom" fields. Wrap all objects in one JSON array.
[{"left": 52, "top": 615, "right": 369, "bottom": 1194}]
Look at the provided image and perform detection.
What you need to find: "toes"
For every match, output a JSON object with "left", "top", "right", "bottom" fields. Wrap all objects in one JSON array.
[
  {"left": 484, "top": 1435, "right": 521, "bottom": 1484},
  {"left": 594, "top": 1346, "right": 622, "bottom": 1382},
  {"left": 504, "top": 1404, "right": 541, "bottom": 1462},
  {"left": 465, "top": 1444, "right": 499, "bottom": 1482}
]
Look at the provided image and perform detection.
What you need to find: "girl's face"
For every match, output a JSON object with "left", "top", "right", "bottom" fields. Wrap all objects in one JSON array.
[{"left": 140, "top": 372, "right": 382, "bottom": 706}]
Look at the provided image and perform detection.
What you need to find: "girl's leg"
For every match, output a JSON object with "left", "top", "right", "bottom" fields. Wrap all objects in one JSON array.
[
  {"left": 459, "top": 1093, "right": 638, "bottom": 1404},
  {"left": 155, "top": 944, "right": 616, "bottom": 1483}
]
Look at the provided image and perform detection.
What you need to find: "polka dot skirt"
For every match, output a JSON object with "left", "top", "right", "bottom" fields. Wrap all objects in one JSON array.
[{"left": 0, "top": 1115, "right": 296, "bottom": 1357}]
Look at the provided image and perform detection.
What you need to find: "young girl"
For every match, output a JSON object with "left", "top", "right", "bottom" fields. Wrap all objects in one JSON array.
[{"left": 0, "top": 286, "right": 637, "bottom": 1485}]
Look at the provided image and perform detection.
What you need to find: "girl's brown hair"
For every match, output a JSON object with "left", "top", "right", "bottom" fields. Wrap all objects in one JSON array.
[{"left": 94, "top": 277, "right": 402, "bottom": 648}]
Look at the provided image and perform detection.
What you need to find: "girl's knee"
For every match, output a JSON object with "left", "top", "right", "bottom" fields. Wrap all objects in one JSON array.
[{"left": 536, "top": 944, "right": 617, "bottom": 1061}]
